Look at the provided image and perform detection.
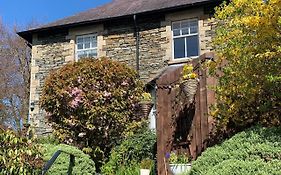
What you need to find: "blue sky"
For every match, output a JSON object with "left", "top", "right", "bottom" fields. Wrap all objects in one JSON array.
[{"left": 0, "top": 0, "right": 112, "bottom": 28}]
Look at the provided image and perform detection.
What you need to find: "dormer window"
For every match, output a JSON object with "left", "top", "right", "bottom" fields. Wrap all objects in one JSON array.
[
  {"left": 76, "top": 34, "right": 97, "bottom": 60},
  {"left": 172, "top": 19, "right": 199, "bottom": 59}
]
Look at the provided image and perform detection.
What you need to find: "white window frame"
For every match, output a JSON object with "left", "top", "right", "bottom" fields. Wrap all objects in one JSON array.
[
  {"left": 172, "top": 18, "right": 199, "bottom": 60},
  {"left": 75, "top": 33, "right": 98, "bottom": 60}
]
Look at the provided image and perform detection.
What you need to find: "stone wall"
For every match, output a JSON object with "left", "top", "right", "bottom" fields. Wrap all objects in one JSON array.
[
  {"left": 29, "top": 7, "right": 216, "bottom": 135},
  {"left": 30, "top": 32, "right": 73, "bottom": 135},
  {"left": 103, "top": 15, "right": 168, "bottom": 82}
]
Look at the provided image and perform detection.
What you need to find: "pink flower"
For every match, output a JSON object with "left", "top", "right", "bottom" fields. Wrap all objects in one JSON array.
[
  {"left": 121, "top": 81, "right": 129, "bottom": 86},
  {"left": 103, "top": 91, "right": 112, "bottom": 98},
  {"left": 77, "top": 76, "right": 82, "bottom": 83},
  {"left": 68, "top": 87, "right": 83, "bottom": 109},
  {"left": 71, "top": 87, "right": 83, "bottom": 96}
]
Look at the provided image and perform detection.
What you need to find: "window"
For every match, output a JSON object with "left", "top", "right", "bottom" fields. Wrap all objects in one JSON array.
[
  {"left": 172, "top": 19, "right": 199, "bottom": 59},
  {"left": 76, "top": 34, "right": 97, "bottom": 60}
]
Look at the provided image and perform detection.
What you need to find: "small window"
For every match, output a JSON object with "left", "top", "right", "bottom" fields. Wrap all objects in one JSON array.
[
  {"left": 172, "top": 19, "right": 199, "bottom": 59},
  {"left": 76, "top": 34, "right": 97, "bottom": 60}
]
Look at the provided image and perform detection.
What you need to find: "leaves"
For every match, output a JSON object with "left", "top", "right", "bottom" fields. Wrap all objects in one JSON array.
[
  {"left": 101, "top": 129, "right": 156, "bottom": 175},
  {"left": 42, "top": 143, "right": 96, "bottom": 175},
  {"left": 40, "top": 57, "right": 144, "bottom": 168},
  {"left": 0, "top": 128, "right": 43, "bottom": 175},
  {"left": 190, "top": 126, "right": 281, "bottom": 175},
  {"left": 211, "top": 0, "right": 281, "bottom": 129}
]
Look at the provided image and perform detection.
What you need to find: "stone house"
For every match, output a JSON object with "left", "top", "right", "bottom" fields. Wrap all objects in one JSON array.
[{"left": 18, "top": 0, "right": 220, "bottom": 135}]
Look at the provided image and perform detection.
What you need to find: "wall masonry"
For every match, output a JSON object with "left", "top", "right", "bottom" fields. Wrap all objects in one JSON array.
[
  {"left": 30, "top": 32, "right": 73, "bottom": 135},
  {"left": 29, "top": 7, "right": 216, "bottom": 135}
]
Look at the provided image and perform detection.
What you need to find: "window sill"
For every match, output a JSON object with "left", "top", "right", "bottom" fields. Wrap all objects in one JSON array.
[{"left": 168, "top": 57, "right": 199, "bottom": 65}]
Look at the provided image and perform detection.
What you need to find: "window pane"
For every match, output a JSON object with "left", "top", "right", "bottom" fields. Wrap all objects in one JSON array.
[
  {"left": 84, "top": 42, "right": 90, "bottom": 49},
  {"left": 88, "top": 49, "right": 97, "bottom": 57},
  {"left": 77, "top": 51, "right": 86, "bottom": 59},
  {"left": 189, "top": 20, "right": 198, "bottom": 27},
  {"left": 174, "top": 38, "right": 185, "bottom": 59},
  {"left": 91, "top": 36, "right": 96, "bottom": 42},
  {"left": 172, "top": 22, "right": 180, "bottom": 30},
  {"left": 181, "top": 21, "right": 189, "bottom": 28},
  {"left": 92, "top": 41, "right": 97, "bottom": 48},
  {"left": 186, "top": 35, "right": 199, "bottom": 57},
  {"left": 84, "top": 37, "right": 90, "bottom": 42},
  {"left": 173, "top": 29, "right": 180, "bottom": 36},
  {"left": 182, "top": 28, "right": 189, "bottom": 35},
  {"left": 190, "top": 26, "right": 198, "bottom": 34},
  {"left": 77, "top": 38, "right": 83, "bottom": 43},
  {"left": 91, "top": 37, "right": 97, "bottom": 47},
  {"left": 77, "top": 43, "right": 83, "bottom": 50}
]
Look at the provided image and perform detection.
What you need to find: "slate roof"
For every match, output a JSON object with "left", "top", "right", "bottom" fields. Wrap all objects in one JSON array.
[{"left": 18, "top": 0, "right": 218, "bottom": 42}]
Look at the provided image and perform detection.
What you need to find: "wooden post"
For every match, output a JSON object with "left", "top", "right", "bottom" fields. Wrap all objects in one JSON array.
[{"left": 156, "top": 52, "right": 216, "bottom": 174}]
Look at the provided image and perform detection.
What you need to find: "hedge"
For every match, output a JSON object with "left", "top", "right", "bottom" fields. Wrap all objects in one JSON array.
[
  {"left": 190, "top": 126, "right": 281, "bottom": 175},
  {"left": 42, "top": 144, "right": 96, "bottom": 175}
]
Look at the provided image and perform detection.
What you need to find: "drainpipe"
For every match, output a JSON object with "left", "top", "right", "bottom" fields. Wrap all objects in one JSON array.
[{"left": 133, "top": 14, "right": 140, "bottom": 76}]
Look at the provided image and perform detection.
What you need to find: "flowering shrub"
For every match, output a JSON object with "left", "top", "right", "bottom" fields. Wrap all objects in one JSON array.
[
  {"left": 210, "top": 0, "right": 281, "bottom": 129},
  {"left": 0, "top": 128, "right": 43, "bottom": 175},
  {"left": 168, "top": 152, "right": 191, "bottom": 164},
  {"left": 181, "top": 64, "right": 197, "bottom": 81},
  {"left": 40, "top": 58, "right": 144, "bottom": 167}
]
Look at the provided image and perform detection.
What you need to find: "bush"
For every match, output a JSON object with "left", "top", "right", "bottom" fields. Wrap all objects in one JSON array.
[
  {"left": 115, "top": 161, "right": 157, "bottom": 175},
  {"left": 40, "top": 58, "right": 144, "bottom": 165},
  {"left": 210, "top": 0, "right": 281, "bottom": 129},
  {"left": 102, "top": 129, "right": 156, "bottom": 174},
  {"left": 0, "top": 128, "right": 43, "bottom": 175},
  {"left": 42, "top": 143, "right": 95, "bottom": 175},
  {"left": 37, "top": 134, "right": 60, "bottom": 145},
  {"left": 190, "top": 126, "right": 281, "bottom": 175},
  {"left": 115, "top": 162, "right": 141, "bottom": 175}
]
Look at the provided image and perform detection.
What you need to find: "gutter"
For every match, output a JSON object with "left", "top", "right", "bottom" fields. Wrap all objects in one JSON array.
[
  {"left": 133, "top": 14, "right": 140, "bottom": 76},
  {"left": 17, "top": 0, "right": 222, "bottom": 43}
]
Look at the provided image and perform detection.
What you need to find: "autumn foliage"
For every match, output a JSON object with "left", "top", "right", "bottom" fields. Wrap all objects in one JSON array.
[
  {"left": 40, "top": 58, "right": 144, "bottom": 163},
  {"left": 210, "top": 0, "right": 281, "bottom": 129}
]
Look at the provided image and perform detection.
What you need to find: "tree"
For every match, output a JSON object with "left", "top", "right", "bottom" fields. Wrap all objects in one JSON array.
[
  {"left": 40, "top": 58, "right": 144, "bottom": 168},
  {"left": 210, "top": 0, "right": 281, "bottom": 129},
  {"left": 0, "top": 20, "right": 32, "bottom": 129}
]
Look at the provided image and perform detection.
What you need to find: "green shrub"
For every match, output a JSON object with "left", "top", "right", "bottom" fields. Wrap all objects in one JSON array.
[
  {"left": 0, "top": 128, "right": 43, "bottom": 175},
  {"left": 102, "top": 129, "right": 156, "bottom": 174},
  {"left": 207, "top": 159, "right": 281, "bottom": 175},
  {"left": 190, "top": 126, "right": 281, "bottom": 175},
  {"left": 115, "top": 162, "right": 141, "bottom": 175},
  {"left": 115, "top": 161, "right": 157, "bottom": 175},
  {"left": 42, "top": 143, "right": 95, "bottom": 175},
  {"left": 37, "top": 134, "right": 60, "bottom": 145},
  {"left": 40, "top": 57, "right": 144, "bottom": 166}
]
